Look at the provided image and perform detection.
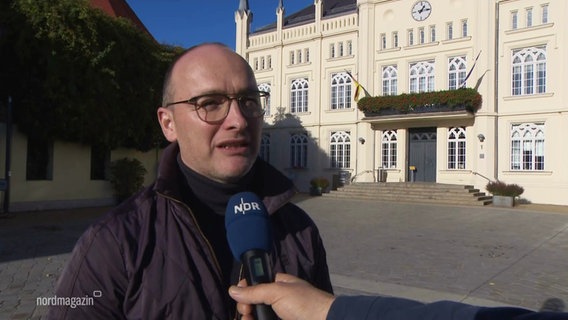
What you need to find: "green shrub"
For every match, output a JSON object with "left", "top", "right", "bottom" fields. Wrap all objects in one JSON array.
[
  {"left": 310, "top": 177, "right": 330, "bottom": 189},
  {"left": 109, "top": 157, "right": 147, "bottom": 201},
  {"left": 357, "top": 88, "right": 482, "bottom": 115},
  {"left": 486, "top": 181, "right": 524, "bottom": 197}
]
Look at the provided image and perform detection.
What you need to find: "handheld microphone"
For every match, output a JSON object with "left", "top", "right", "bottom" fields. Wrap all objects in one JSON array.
[{"left": 225, "top": 192, "right": 277, "bottom": 320}]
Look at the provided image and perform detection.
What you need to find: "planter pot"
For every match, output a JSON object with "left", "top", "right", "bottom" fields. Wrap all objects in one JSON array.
[
  {"left": 310, "top": 187, "right": 323, "bottom": 196},
  {"left": 492, "top": 195, "right": 515, "bottom": 207}
]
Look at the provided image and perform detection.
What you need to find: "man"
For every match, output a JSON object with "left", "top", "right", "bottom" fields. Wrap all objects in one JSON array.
[
  {"left": 47, "top": 43, "right": 332, "bottom": 319},
  {"left": 229, "top": 273, "right": 568, "bottom": 320}
]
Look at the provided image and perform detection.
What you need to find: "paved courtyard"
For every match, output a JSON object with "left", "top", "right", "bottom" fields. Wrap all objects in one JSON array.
[{"left": 0, "top": 197, "right": 567, "bottom": 319}]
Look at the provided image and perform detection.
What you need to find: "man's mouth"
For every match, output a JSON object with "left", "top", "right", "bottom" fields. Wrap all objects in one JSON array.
[{"left": 218, "top": 141, "right": 249, "bottom": 150}]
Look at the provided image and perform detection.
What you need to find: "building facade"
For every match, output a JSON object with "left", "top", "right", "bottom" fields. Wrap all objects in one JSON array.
[
  {"left": 236, "top": 0, "right": 568, "bottom": 206},
  {"left": 0, "top": 0, "right": 159, "bottom": 212}
]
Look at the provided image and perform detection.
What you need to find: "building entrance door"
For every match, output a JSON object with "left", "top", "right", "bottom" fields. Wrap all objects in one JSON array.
[{"left": 408, "top": 127, "right": 437, "bottom": 182}]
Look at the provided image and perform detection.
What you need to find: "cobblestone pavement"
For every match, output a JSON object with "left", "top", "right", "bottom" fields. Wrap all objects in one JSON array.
[
  {"left": 0, "top": 208, "right": 108, "bottom": 319},
  {"left": 1, "top": 199, "right": 567, "bottom": 319},
  {"left": 297, "top": 197, "right": 568, "bottom": 310}
]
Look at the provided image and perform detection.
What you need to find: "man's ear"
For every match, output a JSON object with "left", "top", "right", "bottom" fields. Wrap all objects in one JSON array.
[{"left": 157, "top": 107, "right": 177, "bottom": 142}]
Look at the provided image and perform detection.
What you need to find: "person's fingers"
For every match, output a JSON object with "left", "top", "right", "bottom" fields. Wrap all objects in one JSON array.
[
  {"left": 274, "top": 272, "right": 303, "bottom": 283},
  {"left": 235, "top": 298, "right": 254, "bottom": 315},
  {"left": 237, "top": 278, "right": 248, "bottom": 287},
  {"left": 229, "top": 284, "right": 269, "bottom": 304}
]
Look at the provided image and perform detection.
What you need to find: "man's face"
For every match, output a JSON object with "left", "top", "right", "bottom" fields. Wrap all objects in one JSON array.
[{"left": 157, "top": 45, "right": 262, "bottom": 183}]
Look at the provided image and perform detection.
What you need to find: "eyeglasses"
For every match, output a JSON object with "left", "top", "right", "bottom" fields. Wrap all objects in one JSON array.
[{"left": 165, "top": 91, "right": 269, "bottom": 124}]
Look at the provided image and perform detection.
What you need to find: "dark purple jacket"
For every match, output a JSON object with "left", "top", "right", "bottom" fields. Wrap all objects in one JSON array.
[
  {"left": 47, "top": 143, "right": 332, "bottom": 319},
  {"left": 327, "top": 296, "right": 568, "bottom": 320}
]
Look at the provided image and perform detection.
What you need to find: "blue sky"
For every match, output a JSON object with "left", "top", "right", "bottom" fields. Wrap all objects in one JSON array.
[{"left": 125, "top": 0, "right": 313, "bottom": 49}]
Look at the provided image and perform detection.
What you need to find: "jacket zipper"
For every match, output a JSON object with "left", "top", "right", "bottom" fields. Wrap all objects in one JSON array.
[
  {"left": 233, "top": 265, "right": 244, "bottom": 320},
  {"left": 157, "top": 192, "right": 232, "bottom": 318}
]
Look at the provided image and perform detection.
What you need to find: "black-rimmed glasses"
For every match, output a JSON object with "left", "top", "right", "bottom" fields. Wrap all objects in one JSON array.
[{"left": 165, "top": 91, "right": 269, "bottom": 124}]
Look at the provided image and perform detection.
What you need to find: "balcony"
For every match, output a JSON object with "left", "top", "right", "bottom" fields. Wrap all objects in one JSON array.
[{"left": 358, "top": 88, "right": 482, "bottom": 117}]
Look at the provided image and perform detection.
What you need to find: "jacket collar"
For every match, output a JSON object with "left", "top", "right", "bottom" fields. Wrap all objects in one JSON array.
[{"left": 154, "top": 142, "right": 297, "bottom": 215}]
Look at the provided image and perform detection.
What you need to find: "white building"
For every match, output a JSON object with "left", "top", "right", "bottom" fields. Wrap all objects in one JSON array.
[{"left": 236, "top": 0, "right": 568, "bottom": 206}]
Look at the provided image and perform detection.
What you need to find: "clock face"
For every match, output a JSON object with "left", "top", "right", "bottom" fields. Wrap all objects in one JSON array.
[{"left": 412, "top": 1, "right": 432, "bottom": 21}]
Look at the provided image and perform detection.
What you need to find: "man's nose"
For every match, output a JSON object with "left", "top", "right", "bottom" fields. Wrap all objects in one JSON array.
[{"left": 223, "top": 98, "right": 248, "bottom": 128}]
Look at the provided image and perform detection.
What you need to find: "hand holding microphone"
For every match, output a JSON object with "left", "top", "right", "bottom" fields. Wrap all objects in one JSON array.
[{"left": 225, "top": 192, "right": 278, "bottom": 320}]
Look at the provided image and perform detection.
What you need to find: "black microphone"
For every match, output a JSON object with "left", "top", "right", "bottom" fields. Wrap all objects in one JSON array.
[{"left": 225, "top": 192, "right": 278, "bottom": 320}]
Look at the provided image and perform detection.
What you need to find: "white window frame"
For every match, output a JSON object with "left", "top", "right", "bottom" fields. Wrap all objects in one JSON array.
[
  {"left": 330, "top": 131, "right": 351, "bottom": 169},
  {"left": 258, "top": 83, "right": 271, "bottom": 116},
  {"left": 461, "top": 19, "right": 468, "bottom": 37},
  {"left": 510, "top": 123, "right": 545, "bottom": 171},
  {"left": 290, "top": 78, "right": 309, "bottom": 113},
  {"left": 331, "top": 73, "right": 352, "bottom": 110},
  {"left": 380, "top": 33, "right": 387, "bottom": 50},
  {"left": 392, "top": 32, "right": 399, "bottom": 48},
  {"left": 381, "top": 130, "right": 397, "bottom": 169},
  {"left": 290, "top": 133, "right": 308, "bottom": 168},
  {"left": 382, "top": 65, "right": 398, "bottom": 96},
  {"left": 260, "top": 134, "right": 270, "bottom": 163},
  {"left": 419, "top": 27, "right": 425, "bottom": 44},
  {"left": 526, "top": 7, "right": 533, "bottom": 27},
  {"left": 448, "top": 56, "right": 467, "bottom": 90},
  {"left": 447, "top": 127, "right": 466, "bottom": 170},
  {"left": 409, "top": 61, "right": 435, "bottom": 93},
  {"left": 511, "top": 46, "right": 546, "bottom": 96},
  {"left": 541, "top": 4, "right": 549, "bottom": 24}
]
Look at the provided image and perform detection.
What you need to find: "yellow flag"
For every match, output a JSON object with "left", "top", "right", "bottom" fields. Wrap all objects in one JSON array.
[
  {"left": 345, "top": 70, "right": 363, "bottom": 101},
  {"left": 353, "top": 79, "right": 362, "bottom": 102}
]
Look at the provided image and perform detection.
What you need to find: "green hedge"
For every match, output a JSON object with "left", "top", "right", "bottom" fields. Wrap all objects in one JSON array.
[{"left": 357, "top": 88, "right": 482, "bottom": 116}]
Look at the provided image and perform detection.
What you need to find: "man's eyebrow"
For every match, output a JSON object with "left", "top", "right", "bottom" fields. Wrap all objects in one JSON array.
[{"left": 194, "top": 89, "right": 261, "bottom": 96}]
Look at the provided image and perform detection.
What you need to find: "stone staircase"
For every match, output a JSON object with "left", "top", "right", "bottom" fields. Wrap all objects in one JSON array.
[{"left": 324, "top": 182, "right": 493, "bottom": 206}]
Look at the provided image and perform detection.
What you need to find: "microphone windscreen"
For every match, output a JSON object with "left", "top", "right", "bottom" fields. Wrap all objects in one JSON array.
[{"left": 225, "top": 192, "right": 272, "bottom": 260}]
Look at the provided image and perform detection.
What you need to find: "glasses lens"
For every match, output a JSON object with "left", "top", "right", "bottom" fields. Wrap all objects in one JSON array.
[
  {"left": 238, "top": 93, "right": 265, "bottom": 118},
  {"left": 192, "top": 92, "right": 267, "bottom": 123},
  {"left": 194, "top": 94, "right": 228, "bottom": 122}
]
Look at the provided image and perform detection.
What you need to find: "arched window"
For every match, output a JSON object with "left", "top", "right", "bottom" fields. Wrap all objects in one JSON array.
[
  {"left": 511, "top": 123, "right": 545, "bottom": 170},
  {"left": 448, "top": 127, "right": 466, "bottom": 169},
  {"left": 381, "top": 130, "right": 397, "bottom": 169},
  {"left": 259, "top": 134, "right": 270, "bottom": 163},
  {"left": 290, "top": 78, "right": 309, "bottom": 113},
  {"left": 258, "top": 83, "right": 271, "bottom": 116},
  {"left": 331, "top": 73, "right": 352, "bottom": 109},
  {"left": 409, "top": 61, "right": 435, "bottom": 93},
  {"left": 448, "top": 56, "right": 467, "bottom": 89},
  {"left": 330, "top": 131, "right": 351, "bottom": 168},
  {"left": 512, "top": 47, "right": 546, "bottom": 95},
  {"left": 290, "top": 133, "right": 308, "bottom": 168},
  {"left": 382, "top": 66, "right": 398, "bottom": 96}
]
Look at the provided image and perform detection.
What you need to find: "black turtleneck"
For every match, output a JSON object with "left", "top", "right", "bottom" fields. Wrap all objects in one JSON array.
[{"left": 176, "top": 154, "right": 259, "bottom": 289}]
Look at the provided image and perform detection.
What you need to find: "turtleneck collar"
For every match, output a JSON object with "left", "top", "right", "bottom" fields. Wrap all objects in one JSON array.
[{"left": 176, "top": 154, "right": 257, "bottom": 216}]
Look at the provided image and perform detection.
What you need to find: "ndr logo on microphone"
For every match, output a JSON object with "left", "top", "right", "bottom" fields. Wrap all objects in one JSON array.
[{"left": 233, "top": 197, "right": 262, "bottom": 215}]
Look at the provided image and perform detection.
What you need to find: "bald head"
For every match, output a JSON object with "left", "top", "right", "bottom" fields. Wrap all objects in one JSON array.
[
  {"left": 156, "top": 42, "right": 263, "bottom": 183},
  {"left": 162, "top": 43, "right": 256, "bottom": 106}
]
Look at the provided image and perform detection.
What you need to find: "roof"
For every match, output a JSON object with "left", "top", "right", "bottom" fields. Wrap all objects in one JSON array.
[
  {"left": 254, "top": 0, "right": 357, "bottom": 34},
  {"left": 88, "top": 0, "right": 152, "bottom": 37}
]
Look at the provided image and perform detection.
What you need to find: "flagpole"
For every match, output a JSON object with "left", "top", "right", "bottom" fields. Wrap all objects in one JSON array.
[{"left": 460, "top": 50, "right": 482, "bottom": 88}]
